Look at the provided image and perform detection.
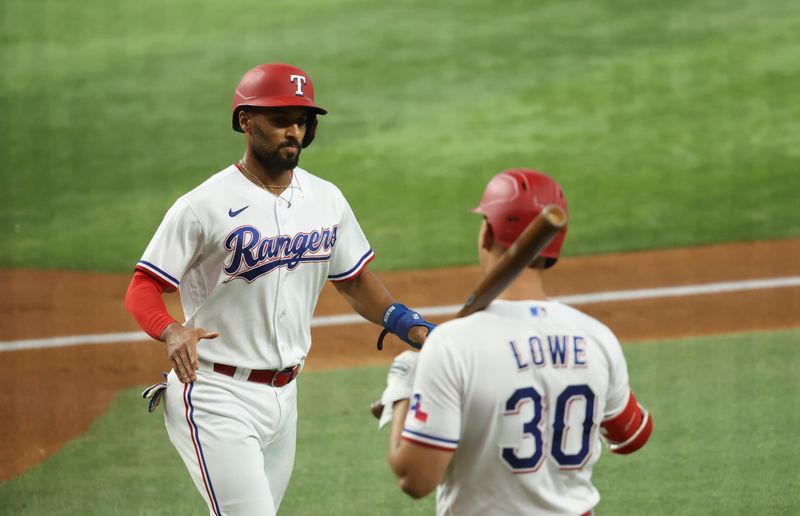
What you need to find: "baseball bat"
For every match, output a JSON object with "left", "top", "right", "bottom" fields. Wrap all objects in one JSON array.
[
  {"left": 456, "top": 204, "right": 567, "bottom": 317},
  {"left": 370, "top": 204, "right": 568, "bottom": 418}
]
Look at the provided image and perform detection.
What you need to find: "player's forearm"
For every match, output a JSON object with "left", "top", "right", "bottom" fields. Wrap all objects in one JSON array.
[
  {"left": 125, "top": 271, "right": 178, "bottom": 341},
  {"left": 387, "top": 400, "right": 422, "bottom": 497},
  {"left": 333, "top": 268, "right": 395, "bottom": 325},
  {"left": 388, "top": 399, "right": 410, "bottom": 456}
]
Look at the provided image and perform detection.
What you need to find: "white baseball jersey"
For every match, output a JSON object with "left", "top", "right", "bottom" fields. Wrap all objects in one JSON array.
[
  {"left": 137, "top": 164, "right": 374, "bottom": 369},
  {"left": 402, "top": 299, "right": 632, "bottom": 516},
  {"left": 139, "top": 163, "right": 373, "bottom": 515}
]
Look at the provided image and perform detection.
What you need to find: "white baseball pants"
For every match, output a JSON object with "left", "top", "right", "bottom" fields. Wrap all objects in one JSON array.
[{"left": 163, "top": 368, "right": 298, "bottom": 515}]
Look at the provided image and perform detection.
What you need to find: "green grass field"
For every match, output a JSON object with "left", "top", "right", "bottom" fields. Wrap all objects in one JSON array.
[
  {"left": 1, "top": 330, "right": 798, "bottom": 515},
  {"left": 2, "top": 1, "right": 800, "bottom": 515},
  {"left": 1, "top": 0, "right": 800, "bottom": 271}
]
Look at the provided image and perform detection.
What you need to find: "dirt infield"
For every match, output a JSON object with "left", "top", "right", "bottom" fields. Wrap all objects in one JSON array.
[{"left": 2, "top": 238, "right": 800, "bottom": 482}]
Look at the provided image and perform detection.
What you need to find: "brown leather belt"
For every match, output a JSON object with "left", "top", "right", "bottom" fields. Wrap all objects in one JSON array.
[{"left": 213, "top": 363, "right": 301, "bottom": 387}]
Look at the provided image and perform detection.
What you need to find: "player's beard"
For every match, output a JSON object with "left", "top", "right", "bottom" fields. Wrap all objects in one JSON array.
[{"left": 251, "top": 126, "right": 301, "bottom": 172}]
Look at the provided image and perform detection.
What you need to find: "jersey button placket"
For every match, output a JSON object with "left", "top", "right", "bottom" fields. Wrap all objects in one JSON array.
[{"left": 273, "top": 201, "right": 290, "bottom": 361}]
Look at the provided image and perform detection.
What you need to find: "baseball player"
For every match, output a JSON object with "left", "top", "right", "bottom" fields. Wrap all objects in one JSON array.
[
  {"left": 124, "top": 63, "right": 435, "bottom": 516},
  {"left": 378, "top": 169, "right": 653, "bottom": 516}
]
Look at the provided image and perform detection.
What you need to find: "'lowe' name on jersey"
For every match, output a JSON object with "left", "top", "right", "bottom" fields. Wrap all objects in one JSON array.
[{"left": 508, "top": 334, "right": 589, "bottom": 370}]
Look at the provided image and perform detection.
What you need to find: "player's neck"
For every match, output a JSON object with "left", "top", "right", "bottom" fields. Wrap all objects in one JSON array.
[
  {"left": 482, "top": 255, "right": 547, "bottom": 301},
  {"left": 499, "top": 268, "right": 547, "bottom": 301},
  {"left": 239, "top": 154, "right": 294, "bottom": 193}
]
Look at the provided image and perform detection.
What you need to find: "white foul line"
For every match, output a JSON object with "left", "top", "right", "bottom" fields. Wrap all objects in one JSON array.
[{"left": 3, "top": 276, "right": 800, "bottom": 353}]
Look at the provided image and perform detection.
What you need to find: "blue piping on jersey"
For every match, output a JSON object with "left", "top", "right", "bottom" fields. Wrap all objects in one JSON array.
[
  {"left": 402, "top": 428, "right": 460, "bottom": 445},
  {"left": 328, "top": 249, "right": 374, "bottom": 280},
  {"left": 138, "top": 260, "right": 180, "bottom": 286}
]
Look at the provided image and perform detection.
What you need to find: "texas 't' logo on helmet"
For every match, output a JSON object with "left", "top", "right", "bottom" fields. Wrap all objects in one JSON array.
[{"left": 289, "top": 74, "right": 307, "bottom": 96}]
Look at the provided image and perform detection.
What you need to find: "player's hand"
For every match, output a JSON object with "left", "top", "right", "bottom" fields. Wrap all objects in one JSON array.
[
  {"left": 378, "top": 350, "right": 420, "bottom": 428},
  {"left": 161, "top": 323, "right": 219, "bottom": 383},
  {"left": 407, "top": 325, "right": 431, "bottom": 348}
]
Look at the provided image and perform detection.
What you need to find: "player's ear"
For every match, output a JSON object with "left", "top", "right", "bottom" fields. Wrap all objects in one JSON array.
[
  {"left": 238, "top": 109, "right": 251, "bottom": 133},
  {"left": 480, "top": 219, "right": 495, "bottom": 251}
]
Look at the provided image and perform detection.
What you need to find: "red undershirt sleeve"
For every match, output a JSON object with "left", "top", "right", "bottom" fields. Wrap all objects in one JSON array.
[{"left": 124, "top": 269, "right": 179, "bottom": 340}]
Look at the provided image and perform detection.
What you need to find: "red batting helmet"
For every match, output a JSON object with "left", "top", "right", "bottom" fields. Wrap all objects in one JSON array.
[
  {"left": 473, "top": 169, "right": 568, "bottom": 267},
  {"left": 232, "top": 63, "right": 328, "bottom": 148}
]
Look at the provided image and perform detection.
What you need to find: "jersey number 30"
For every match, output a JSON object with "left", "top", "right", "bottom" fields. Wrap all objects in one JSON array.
[{"left": 502, "top": 384, "right": 595, "bottom": 473}]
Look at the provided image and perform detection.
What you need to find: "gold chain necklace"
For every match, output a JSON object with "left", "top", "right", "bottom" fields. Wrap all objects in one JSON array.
[{"left": 237, "top": 160, "right": 303, "bottom": 206}]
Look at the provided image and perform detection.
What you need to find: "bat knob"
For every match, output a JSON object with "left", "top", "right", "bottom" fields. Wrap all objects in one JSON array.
[{"left": 370, "top": 400, "right": 384, "bottom": 419}]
